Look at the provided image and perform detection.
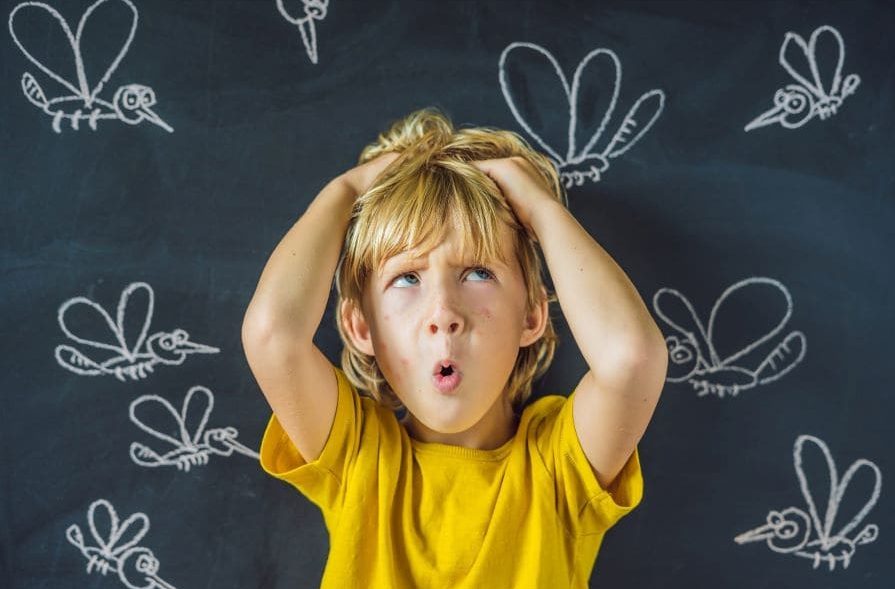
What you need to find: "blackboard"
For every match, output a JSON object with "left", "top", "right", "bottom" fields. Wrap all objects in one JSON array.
[{"left": 3, "top": 0, "right": 893, "bottom": 587}]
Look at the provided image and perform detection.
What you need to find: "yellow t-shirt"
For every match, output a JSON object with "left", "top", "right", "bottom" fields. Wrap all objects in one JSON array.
[{"left": 260, "top": 365, "right": 643, "bottom": 589}]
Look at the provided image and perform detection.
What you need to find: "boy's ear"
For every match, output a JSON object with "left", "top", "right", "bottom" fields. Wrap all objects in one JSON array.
[
  {"left": 341, "top": 299, "right": 375, "bottom": 356},
  {"left": 519, "top": 286, "right": 549, "bottom": 348}
]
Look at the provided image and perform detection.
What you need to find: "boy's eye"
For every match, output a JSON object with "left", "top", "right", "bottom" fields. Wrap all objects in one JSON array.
[
  {"left": 392, "top": 272, "right": 420, "bottom": 287},
  {"left": 467, "top": 267, "right": 495, "bottom": 281},
  {"left": 390, "top": 267, "right": 495, "bottom": 288}
]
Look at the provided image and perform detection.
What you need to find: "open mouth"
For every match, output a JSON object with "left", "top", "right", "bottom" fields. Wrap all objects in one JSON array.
[
  {"left": 432, "top": 359, "right": 462, "bottom": 394},
  {"left": 432, "top": 359, "right": 459, "bottom": 377}
]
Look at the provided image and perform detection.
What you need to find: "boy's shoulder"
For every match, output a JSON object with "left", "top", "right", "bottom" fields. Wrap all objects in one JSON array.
[
  {"left": 522, "top": 392, "right": 568, "bottom": 414},
  {"left": 518, "top": 393, "right": 570, "bottom": 431}
]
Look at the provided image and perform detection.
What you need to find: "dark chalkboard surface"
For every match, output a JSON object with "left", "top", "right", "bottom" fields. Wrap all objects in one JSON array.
[{"left": 3, "top": 0, "right": 893, "bottom": 587}]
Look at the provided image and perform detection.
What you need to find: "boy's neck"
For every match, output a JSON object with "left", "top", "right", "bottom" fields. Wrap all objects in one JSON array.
[{"left": 401, "top": 393, "right": 519, "bottom": 450}]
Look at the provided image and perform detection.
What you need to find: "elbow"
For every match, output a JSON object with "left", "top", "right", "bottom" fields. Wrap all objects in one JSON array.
[
  {"left": 241, "top": 300, "right": 280, "bottom": 351},
  {"left": 641, "top": 337, "right": 669, "bottom": 403},
  {"left": 241, "top": 313, "right": 267, "bottom": 361},
  {"left": 618, "top": 327, "right": 668, "bottom": 369},
  {"left": 241, "top": 299, "right": 312, "bottom": 357},
  {"left": 633, "top": 321, "right": 669, "bottom": 379},
  {"left": 618, "top": 336, "right": 669, "bottom": 403}
]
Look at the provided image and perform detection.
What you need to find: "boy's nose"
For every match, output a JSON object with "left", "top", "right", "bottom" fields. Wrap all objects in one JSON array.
[
  {"left": 427, "top": 303, "right": 464, "bottom": 335},
  {"left": 429, "top": 320, "right": 460, "bottom": 335}
]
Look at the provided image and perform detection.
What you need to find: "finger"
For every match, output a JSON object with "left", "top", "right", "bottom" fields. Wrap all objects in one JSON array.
[
  {"left": 471, "top": 160, "right": 497, "bottom": 174},
  {"left": 471, "top": 161, "right": 502, "bottom": 187}
]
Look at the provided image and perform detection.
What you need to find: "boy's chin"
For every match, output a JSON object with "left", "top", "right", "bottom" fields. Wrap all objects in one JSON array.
[{"left": 403, "top": 408, "right": 470, "bottom": 433}]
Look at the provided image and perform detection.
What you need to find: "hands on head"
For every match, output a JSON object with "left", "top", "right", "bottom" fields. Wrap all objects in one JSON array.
[{"left": 342, "top": 152, "right": 557, "bottom": 244}]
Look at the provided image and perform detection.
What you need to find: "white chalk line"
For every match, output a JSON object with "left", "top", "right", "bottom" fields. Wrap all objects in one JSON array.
[{"left": 8, "top": 0, "right": 173, "bottom": 132}]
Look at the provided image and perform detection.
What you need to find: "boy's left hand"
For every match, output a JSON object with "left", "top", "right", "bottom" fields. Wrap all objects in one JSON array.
[{"left": 472, "top": 157, "right": 559, "bottom": 243}]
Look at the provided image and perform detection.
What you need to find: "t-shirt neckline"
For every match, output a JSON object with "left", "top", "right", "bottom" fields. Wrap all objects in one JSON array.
[{"left": 406, "top": 420, "right": 519, "bottom": 461}]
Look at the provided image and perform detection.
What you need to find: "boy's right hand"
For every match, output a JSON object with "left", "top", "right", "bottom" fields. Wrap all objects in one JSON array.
[{"left": 340, "top": 152, "right": 400, "bottom": 197}]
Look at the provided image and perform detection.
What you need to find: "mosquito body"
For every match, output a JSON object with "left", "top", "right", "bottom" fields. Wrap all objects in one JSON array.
[{"left": 9, "top": 0, "right": 173, "bottom": 133}]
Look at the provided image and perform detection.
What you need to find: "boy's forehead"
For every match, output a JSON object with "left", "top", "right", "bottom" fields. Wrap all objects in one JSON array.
[
  {"left": 380, "top": 247, "right": 478, "bottom": 270},
  {"left": 378, "top": 228, "right": 515, "bottom": 272}
]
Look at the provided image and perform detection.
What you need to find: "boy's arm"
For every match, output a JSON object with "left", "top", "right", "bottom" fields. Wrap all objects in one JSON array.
[
  {"left": 241, "top": 177, "right": 354, "bottom": 463},
  {"left": 242, "top": 153, "right": 397, "bottom": 463},
  {"left": 473, "top": 157, "right": 668, "bottom": 491},
  {"left": 530, "top": 199, "right": 668, "bottom": 490}
]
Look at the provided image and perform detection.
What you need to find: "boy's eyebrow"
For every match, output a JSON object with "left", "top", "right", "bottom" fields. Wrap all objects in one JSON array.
[{"left": 382, "top": 254, "right": 508, "bottom": 272}]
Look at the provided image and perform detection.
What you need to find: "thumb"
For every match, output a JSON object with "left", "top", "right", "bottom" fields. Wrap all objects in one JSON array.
[
  {"left": 471, "top": 160, "right": 503, "bottom": 189},
  {"left": 471, "top": 159, "right": 496, "bottom": 176}
]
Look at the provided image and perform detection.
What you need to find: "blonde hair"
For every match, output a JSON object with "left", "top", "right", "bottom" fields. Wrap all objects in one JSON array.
[{"left": 334, "top": 107, "right": 567, "bottom": 413}]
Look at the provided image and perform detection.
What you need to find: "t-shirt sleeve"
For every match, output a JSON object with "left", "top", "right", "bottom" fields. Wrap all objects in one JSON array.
[
  {"left": 534, "top": 389, "right": 644, "bottom": 537},
  {"left": 258, "top": 364, "right": 361, "bottom": 514}
]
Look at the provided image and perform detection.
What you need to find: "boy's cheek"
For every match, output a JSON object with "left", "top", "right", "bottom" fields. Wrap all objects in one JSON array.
[
  {"left": 380, "top": 290, "right": 415, "bottom": 312},
  {"left": 476, "top": 306, "right": 493, "bottom": 321}
]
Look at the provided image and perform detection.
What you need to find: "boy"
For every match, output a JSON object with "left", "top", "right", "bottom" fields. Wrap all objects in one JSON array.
[{"left": 242, "top": 108, "right": 667, "bottom": 588}]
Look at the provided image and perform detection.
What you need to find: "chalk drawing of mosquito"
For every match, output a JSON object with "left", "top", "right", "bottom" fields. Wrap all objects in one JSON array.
[
  {"left": 745, "top": 25, "right": 859, "bottom": 132},
  {"left": 652, "top": 277, "right": 806, "bottom": 398},
  {"left": 735, "top": 435, "right": 881, "bottom": 571},
  {"left": 8, "top": 0, "right": 173, "bottom": 133},
  {"left": 499, "top": 42, "right": 664, "bottom": 188},
  {"left": 67, "top": 498, "right": 178, "bottom": 589},
  {"left": 55, "top": 282, "right": 219, "bottom": 381},
  {"left": 129, "top": 385, "right": 259, "bottom": 472},
  {"left": 276, "top": 0, "right": 330, "bottom": 65}
]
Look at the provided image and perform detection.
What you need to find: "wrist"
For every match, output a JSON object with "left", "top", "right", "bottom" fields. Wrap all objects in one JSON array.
[
  {"left": 331, "top": 173, "right": 358, "bottom": 196},
  {"left": 530, "top": 199, "right": 567, "bottom": 238},
  {"left": 325, "top": 175, "right": 364, "bottom": 204}
]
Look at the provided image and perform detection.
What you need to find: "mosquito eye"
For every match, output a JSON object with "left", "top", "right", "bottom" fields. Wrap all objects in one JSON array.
[
  {"left": 141, "top": 89, "right": 157, "bottom": 106},
  {"left": 666, "top": 336, "right": 693, "bottom": 364},
  {"left": 305, "top": 4, "right": 325, "bottom": 18},
  {"left": 784, "top": 94, "right": 806, "bottom": 111}
]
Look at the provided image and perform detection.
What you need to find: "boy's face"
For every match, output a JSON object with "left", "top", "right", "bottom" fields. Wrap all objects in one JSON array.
[{"left": 343, "top": 219, "right": 547, "bottom": 447}]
